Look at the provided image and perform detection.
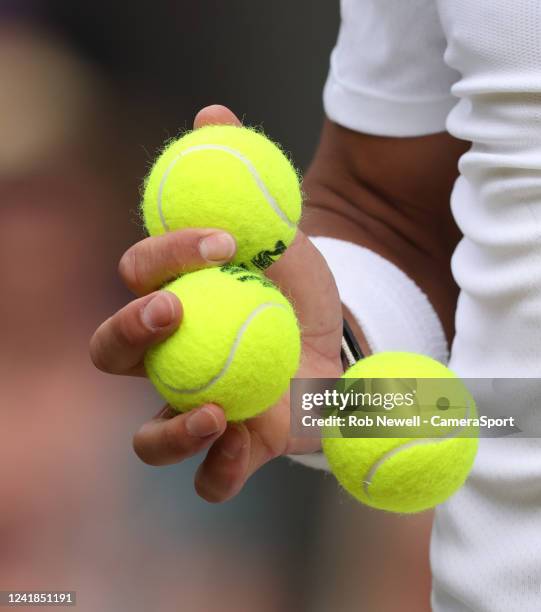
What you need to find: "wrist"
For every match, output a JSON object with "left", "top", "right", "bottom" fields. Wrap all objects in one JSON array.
[{"left": 310, "top": 236, "right": 449, "bottom": 363}]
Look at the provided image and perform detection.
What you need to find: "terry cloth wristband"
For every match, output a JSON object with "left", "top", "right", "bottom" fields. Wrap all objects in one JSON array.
[
  {"left": 311, "top": 236, "right": 449, "bottom": 360},
  {"left": 288, "top": 236, "right": 449, "bottom": 472}
]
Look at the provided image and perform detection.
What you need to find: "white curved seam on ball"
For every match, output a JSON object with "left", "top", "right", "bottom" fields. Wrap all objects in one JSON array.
[
  {"left": 157, "top": 144, "right": 296, "bottom": 232},
  {"left": 361, "top": 395, "right": 474, "bottom": 499},
  {"left": 153, "top": 301, "right": 287, "bottom": 394}
]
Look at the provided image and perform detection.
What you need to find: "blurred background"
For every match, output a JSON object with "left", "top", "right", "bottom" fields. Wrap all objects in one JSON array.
[{"left": 0, "top": 2, "right": 432, "bottom": 610}]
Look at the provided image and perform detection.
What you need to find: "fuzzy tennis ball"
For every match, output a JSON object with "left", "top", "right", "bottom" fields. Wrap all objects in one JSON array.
[
  {"left": 322, "top": 352, "right": 478, "bottom": 514},
  {"left": 141, "top": 125, "right": 302, "bottom": 270},
  {"left": 144, "top": 265, "right": 301, "bottom": 421}
]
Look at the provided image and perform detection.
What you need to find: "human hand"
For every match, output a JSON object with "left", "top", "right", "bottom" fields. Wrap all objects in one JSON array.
[{"left": 90, "top": 105, "right": 343, "bottom": 502}]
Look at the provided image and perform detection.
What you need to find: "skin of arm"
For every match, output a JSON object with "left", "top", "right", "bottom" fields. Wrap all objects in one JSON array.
[{"left": 302, "top": 118, "right": 469, "bottom": 348}]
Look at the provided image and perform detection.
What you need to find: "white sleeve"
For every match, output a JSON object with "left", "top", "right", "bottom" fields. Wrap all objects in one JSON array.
[
  {"left": 429, "top": 3, "right": 541, "bottom": 609},
  {"left": 324, "top": 0, "right": 459, "bottom": 136}
]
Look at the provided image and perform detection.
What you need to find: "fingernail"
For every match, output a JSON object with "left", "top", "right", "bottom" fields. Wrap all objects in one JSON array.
[
  {"left": 186, "top": 407, "right": 220, "bottom": 438},
  {"left": 219, "top": 425, "right": 245, "bottom": 460},
  {"left": 142, "top": 292, "right": 175, "bottom": 331},
  {"left": 199, "top": 232, "right": 236, "bottom": 262}
]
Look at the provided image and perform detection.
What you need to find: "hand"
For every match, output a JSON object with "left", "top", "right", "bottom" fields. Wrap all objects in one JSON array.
[{"left": 89, "top": 105, "right": 343, "bottom": 502}]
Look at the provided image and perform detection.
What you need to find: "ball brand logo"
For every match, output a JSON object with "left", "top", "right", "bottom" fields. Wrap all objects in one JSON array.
[
  {"left": 220, "top": 263, "right": 274, "bottom": 288},
  {"left": 251, "top": 240, "right": 287, "bottom": 270}
]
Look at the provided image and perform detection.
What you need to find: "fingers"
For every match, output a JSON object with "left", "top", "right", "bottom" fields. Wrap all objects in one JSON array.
[
  {"left": 89, "top": 291, "right": 181, "bottom": 376},
  {"left": 193, "top": 104, "right": 242, "bottom": 129},
  {"left": 133, "top": 404, "right": 227, "bottom": 466},
  {"left": 134, "top": 381, "right": 327, "bottom": 501},
  {"left": 192, "top": 356, "right": 339, "bottom": 503},
  {"left": 267, "top": 231, "right": 343, "bottom": 358},
  {"left": 194, "top": 424, "right": 252, "bottom": 502},
  {"left": 194, "top": 404, "right": 289, "bottom": 503},
  {"left": 119, "top": 228, "right": 236, "bottom": 296}
]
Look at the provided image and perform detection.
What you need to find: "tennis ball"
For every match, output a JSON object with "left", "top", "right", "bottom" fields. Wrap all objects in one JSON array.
[
  {"left": 141, "top": 125, "right": 302, "bottom": 270},
  {"left": 322, "top": 352, "right": 478, "bottom": 513},
  {"left": 144, "top": 265, "right": 301, "bottom": 421}
]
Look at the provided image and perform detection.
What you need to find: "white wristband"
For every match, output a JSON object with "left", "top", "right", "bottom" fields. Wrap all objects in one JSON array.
[
  {"left": 289, "top": 236, "right": 449, "bottom": 472},
  {"left": 311, "top": 236, "right": 448, "bottom": 361}
]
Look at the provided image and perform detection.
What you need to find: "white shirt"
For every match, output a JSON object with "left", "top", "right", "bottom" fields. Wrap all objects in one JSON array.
[{"left": 324, "top": 1, "right": 541, "bottom": 610}]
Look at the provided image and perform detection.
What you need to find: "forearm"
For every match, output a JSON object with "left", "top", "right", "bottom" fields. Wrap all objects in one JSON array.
[{"left": 301, "top": 119, "right": 469, "bottom": 345}]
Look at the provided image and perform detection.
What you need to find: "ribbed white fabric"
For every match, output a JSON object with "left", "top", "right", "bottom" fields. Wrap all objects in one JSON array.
[{"left": 320, "top": 1, "right": 541, "bottom": 610}]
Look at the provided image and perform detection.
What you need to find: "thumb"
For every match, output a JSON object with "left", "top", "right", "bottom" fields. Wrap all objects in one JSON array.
[
  {"left": 267, "top": 231, "right": 343, "bottom": 360},
  {"left": 194, "top": 104, "right": 242, "bottom": 128}
]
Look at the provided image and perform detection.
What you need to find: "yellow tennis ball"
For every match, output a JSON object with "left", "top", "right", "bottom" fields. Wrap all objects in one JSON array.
[
  {"left": 144, "top": 265, "right": 301, "bottom": 421},
  {"left": 322, "top": 352, "right": 479, "bottom": 513},
  {"left": 141, "top": 125, "right": 302, "bottom": 270}
]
